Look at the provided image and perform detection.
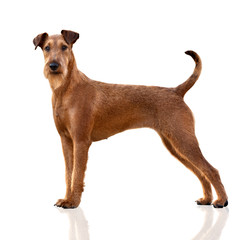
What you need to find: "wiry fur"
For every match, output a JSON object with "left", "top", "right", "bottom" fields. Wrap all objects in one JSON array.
[{"left": 33, "top": 30, "right": 228, "bottom": 209}]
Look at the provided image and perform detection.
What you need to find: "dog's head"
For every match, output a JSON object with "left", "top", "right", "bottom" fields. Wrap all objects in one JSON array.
[{"left": 33, "top": 30, "right": 79, "bottom": 79}]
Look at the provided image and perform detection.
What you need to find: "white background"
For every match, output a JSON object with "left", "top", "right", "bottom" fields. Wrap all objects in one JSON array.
[{"left": 0, "top": 0, "right": 240, "bottom": 239}]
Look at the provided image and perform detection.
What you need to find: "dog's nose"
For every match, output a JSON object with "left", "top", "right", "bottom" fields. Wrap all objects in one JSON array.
[{"left": 49, "top": 62, "right": 59, "bottom": 71}]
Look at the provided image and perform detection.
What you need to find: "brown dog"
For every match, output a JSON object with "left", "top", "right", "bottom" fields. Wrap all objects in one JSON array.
[{"left": 33, "top": 30, "right": 228, "bottom": 209}]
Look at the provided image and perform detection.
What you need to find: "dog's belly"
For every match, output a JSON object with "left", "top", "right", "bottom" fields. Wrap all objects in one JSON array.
[
  {"left": 91, "top": 108, "right": 155, "bottom": 141},
  {"left": 91, "top": 122, "right": 147, "bottom": 141}
]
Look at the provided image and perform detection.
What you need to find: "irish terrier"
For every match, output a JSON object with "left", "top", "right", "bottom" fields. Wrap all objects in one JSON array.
[{"left": 33, "top": 30, "right": 228, "bottom": 209}]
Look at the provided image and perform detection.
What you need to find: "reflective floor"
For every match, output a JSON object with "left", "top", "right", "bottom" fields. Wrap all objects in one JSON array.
[
  {"left": 55, "top": 205, "right": 231, "bottom": 240},
  {"left": 1, "top": 190, "right": 238, "bottom": 240}
]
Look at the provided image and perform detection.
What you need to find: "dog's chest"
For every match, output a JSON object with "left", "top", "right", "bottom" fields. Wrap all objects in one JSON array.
[
  {"left": 54, "top": 106, "right": 66, "bottom": 125},
  {"left": 54, "top": 106, "right": 65, "bottom": 121},
  {"left": 53, "top": 99, "right": 72, "bottom": 136}
]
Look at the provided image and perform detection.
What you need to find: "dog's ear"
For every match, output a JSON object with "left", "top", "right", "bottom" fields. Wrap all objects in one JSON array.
[
  {"left": 61, "top": 30, "right": 79, "bottom": 45},
  {"left": 33, "top": 33, "right": 48, "bottom": 50}
]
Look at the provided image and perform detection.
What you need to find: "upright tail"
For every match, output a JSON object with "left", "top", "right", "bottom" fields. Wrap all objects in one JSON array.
[{"left": 175, "top": 50, "right": 202, "bottom": 98}]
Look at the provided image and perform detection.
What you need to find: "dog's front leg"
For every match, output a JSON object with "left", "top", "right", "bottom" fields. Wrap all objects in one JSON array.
[
  {"left": 71, "top": 140, "right": 91, "bottom": 206},
  {"left": 61, "top": 136, "right": 74, "bottom": 199},
  {"left": 54, "top": 135, "right": 74, "bottom": 208},
  {"left": 55, "top": 139, "right": 91, "bottom": 209}
]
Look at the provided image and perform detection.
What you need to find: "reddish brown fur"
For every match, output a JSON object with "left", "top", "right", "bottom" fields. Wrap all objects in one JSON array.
[{"left": 33, "top": 30, "right": 228, "bottom": 209}]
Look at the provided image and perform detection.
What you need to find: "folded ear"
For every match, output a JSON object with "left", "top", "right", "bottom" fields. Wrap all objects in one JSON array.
[
  {"left": 33, "top": 32, "right": 48, "bottom": 50},
  {"left": 61, "top": 30, "right": 79, "bottom": 45}
]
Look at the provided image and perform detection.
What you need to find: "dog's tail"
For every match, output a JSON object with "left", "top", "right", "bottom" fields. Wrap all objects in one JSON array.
[{"left": 175, "top": 50, "right": 202, "bottom": 98}]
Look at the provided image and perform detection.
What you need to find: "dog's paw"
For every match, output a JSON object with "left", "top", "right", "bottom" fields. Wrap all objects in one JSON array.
[
  {"left": 54, "top": 198, "right": 79, "bottom": 209},
  {"left": 212, "top": 199, "right": 228, "bottom": 208},
  {"left": 195, "top": 198, "right": 212, "bottom": 206}
]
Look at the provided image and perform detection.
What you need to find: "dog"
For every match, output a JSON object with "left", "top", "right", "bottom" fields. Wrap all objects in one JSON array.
[{"left": 33, "top": 30, "right": 228, "bottom": 209}]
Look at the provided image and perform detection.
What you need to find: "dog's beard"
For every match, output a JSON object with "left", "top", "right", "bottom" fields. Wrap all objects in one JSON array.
[{"left": 44, "top": 69, "right": 65, "bottom": 90}]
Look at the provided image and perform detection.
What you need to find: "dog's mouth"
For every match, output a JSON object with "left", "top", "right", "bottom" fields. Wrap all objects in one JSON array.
[{"left": 50, "top": 71, "right": 62, "bottom": 75}]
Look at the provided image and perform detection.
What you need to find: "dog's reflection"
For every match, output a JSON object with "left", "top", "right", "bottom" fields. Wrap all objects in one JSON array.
[
  {"left": 58, "top": 207, "right": 89, "bottom": 240},
  {"left": 193, "top": 206, "right": 229, "bottom": 240},
  {"left": 57, "top": 205, "right": 228, "bottom": 240}
]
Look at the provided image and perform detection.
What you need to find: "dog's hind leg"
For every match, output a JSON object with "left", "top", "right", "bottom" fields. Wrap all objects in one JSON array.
[
  {"left": 160, "top": 134, "right": 213, "bottom": 205},
  {"left": 159, "top": 126, "right": 228, "bottom": 208}
]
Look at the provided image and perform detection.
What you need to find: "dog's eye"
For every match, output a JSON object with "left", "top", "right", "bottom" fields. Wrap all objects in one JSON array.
[
  {"left": 45, "top": 46, "right": 50, "bottom": 52},
  {"left": 62, "top": 45, "right": 68, "bottom": 51}
]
